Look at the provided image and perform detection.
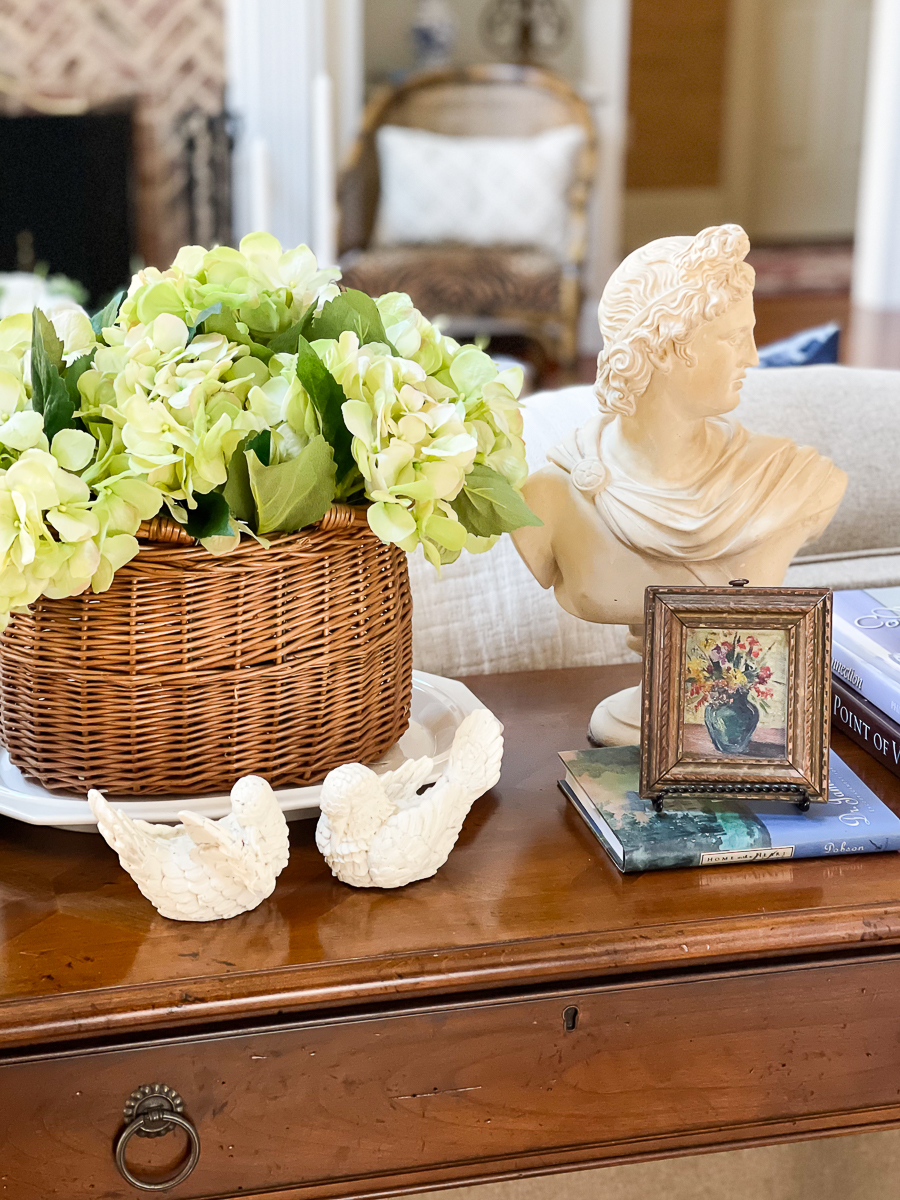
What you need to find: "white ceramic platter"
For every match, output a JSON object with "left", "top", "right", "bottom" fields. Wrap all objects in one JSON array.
[{"left": 0, "top": 671, "right": 487, "bottom": 833}]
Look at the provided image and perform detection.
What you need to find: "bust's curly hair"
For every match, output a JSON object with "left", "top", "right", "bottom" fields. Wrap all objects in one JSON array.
[{"left": 594, "top": 224, "right": 754, "bottom": 416}]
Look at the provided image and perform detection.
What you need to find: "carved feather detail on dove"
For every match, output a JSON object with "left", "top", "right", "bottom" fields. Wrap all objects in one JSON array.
[
  {"left": 316, "top": 708, "right": 504, "bottom": 889},
  {"left": 88, "top": 774, "right": 290, "bottom": 922}
]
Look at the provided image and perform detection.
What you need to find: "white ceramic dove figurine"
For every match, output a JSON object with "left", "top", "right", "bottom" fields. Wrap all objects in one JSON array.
[
  {"left": 316, "top": 708, "right": 504, "bottom": 888},
  {"left": 88, "top": 775, "right": 290, "bottom": 921}
]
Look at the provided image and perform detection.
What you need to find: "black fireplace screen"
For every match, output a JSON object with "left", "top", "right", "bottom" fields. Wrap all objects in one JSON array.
[
  {"left": 0, "top": 106, "right": 135, "bottom": 309},
  {"left": 178, "top": 108, "right": 234, "bottom": 250}
]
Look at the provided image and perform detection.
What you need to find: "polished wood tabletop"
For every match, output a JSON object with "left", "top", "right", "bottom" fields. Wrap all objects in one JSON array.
[{"left": 2, "top": 663, "right": 900, "bottom": 1052}]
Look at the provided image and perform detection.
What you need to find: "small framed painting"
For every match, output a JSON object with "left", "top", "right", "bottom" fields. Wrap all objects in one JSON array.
[{"left": 640, "top": 584, "right": 832, "bottom": 807}]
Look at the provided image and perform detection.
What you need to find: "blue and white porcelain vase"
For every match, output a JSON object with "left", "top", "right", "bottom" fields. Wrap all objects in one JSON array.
[{"left": 411, "top": 0, "right": 458, "bottom": 70}]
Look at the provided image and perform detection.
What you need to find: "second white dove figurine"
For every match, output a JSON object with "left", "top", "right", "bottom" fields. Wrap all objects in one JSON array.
[
  {"left": 315, "top": 708, "right": 504, "bottom": 888},
  {"left": 88, "top": 775, "right": 290, "bottom": 921}
]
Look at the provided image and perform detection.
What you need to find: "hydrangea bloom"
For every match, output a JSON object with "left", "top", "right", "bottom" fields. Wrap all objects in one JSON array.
[
  {"left": 245, "top": 350, "right": 321, "bottom": 463},
  {"left": 319, "top": 301, "right": 528, "bottom": 566},
  {"left": 79, "top": 314, "right": 266, "bottom": 508},
  {"left": 0, "top": 445, "right": 143, "bottom": 617},
  {"left": 119, "top": 233, "right": 341, "bottom": 342},
  {"left": 0, "top": 313, "right": 45, "bottom": 461}
]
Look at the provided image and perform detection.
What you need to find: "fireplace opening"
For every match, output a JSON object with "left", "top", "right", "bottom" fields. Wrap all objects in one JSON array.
[{"left": 0, "top": 104, "right": 135, "bottom": 308}]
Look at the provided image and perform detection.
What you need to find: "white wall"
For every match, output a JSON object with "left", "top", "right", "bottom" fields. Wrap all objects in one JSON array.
[
  {"left": 580, "top": 0, "right": 631, "bottom": 352},
  {"left": 852, "top": 0, "right": 900, "bottom": 310}
]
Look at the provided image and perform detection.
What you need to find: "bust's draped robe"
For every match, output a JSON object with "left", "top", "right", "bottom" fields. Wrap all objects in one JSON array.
[{"left": 514, "top": 413, "right": 846, "bottom": 628}]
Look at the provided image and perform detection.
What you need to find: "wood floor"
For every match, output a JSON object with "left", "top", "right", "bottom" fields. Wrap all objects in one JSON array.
[{"left": 548, "top": 291, "right": 900, "bottom": 389}]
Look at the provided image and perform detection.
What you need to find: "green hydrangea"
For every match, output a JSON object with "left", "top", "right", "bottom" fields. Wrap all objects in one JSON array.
[
  {"left": 119, "top": 232, "right": 341, "bottom": 342},
  {"left": 79, "top": 313, "right": 266, "bottom": 508},
  {"left": 0, "top": 241, "right": 537, "bottom": 628},
  {"left": 0, "top": 445, "right": 145, "bottom": 618},
  {"left": 316, "top": 307, "right": 533, "bottom": 567},
  {"left": 245, "top": 350, "right": 321, "bottom": 463}
]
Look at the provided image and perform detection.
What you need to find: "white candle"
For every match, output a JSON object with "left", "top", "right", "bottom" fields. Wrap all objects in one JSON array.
[
  {"left": 248, "top": 135, "right": 272, "bottom": 235},
  {"left": 311, "top": 70, "right": 337, "bottom": 267}
]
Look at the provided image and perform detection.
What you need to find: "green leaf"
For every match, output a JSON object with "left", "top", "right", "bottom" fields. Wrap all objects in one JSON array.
[
  {"left": 42, "top": 385, "right": 77, "bottom": 442},
  {"left": 294, "top": 335, "right": 356, "bottom": 482},
  {"left": 203, "top": 307, "right": 273, "bottom": 362},
  {"left": 31, "top": 308, "right": 75, "bottom": 440},
  {"left": 245, "top": 428, "right": 271, "bottom": 466},
  {"left": 266, "top": 300, "right": 317, "bottom": 354},
  {"left": 187, "top": 302, "right": 223, "bottom": 341},
  {"left": 450, "top": 463, "right": 543, "bottom": 538},
  {"left": 65, "top": 348, "right": 96, "bottom": 405},
  {"left": 248, "top": 434, "right": 336, "bottom": 535},
  {"left": 221, "top": 430, "right": 271, "bottom": 526},
  {"left": 305, "top": 289, "right": 392, "bottom": 348},
  {"left": 90, "top": 290, "right": 125, "bottom": 338},
  {"left": 184, "top": 490, "right": 235, "bottom": 540},
  {"left": 33, "top": 308, "right": 63, "bottom": 374},
  {"left": 222, "top": 444, "right": 255, "bottom": 526}
]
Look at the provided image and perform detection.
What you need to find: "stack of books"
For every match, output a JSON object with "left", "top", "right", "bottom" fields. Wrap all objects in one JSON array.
[
  {"left": 559, "top": 746, "right": 900, "bottom": 873},
  {"left": 831, "top": 587, "right": 900, "bottom": 778}
]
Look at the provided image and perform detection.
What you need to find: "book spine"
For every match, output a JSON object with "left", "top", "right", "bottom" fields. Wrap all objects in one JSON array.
[
  {"left": 832, "top": 636, "right": 900, "bottom": 724},
  {"left": 833, "top": 602, "right": 900, "bottom": 689},
  {"left": 831, "top": 677, "right": 900, "bottom": 780}
]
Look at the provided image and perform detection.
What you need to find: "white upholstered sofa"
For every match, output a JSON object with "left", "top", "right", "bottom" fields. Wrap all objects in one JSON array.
[{"left": 409, "top": 364, "right": 900, "bottom": 678}]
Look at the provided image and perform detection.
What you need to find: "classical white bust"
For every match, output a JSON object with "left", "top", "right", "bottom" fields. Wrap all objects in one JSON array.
[{"left": 512, "top": 224, "right": 847, "bottom": 743}]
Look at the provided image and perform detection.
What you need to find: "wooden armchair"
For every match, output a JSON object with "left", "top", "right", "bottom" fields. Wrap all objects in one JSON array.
[{"left": 337, "top": 63, "right": 596, "bottom": 366}]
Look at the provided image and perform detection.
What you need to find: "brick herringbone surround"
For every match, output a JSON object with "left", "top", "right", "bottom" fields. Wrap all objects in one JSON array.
[{"left": 0, "top": 0, "right": 225, "bottom": 268}]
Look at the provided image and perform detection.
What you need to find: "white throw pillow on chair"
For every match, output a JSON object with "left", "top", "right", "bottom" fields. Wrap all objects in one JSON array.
[{"left": 373, "top": 123, "right": 586, "bottom": 259}]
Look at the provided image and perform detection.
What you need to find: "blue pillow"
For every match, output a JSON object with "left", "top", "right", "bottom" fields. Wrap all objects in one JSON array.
[{"left": 756, "top": 322, "right": 840, "bottom": 367}]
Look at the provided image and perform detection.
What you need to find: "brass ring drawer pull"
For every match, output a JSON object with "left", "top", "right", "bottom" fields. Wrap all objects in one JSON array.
[{"left": 115, "top": 1084, "right": 201, "bottom": 1192}]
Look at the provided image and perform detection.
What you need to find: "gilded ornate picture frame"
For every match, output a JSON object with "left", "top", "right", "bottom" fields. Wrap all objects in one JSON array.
[{"left": 640, "top": 585, "right": 832, "bottom": 807}]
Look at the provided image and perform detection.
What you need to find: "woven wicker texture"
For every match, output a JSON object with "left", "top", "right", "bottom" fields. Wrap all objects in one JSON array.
[{"left": 0, "top": 506, "right": 413, "bottom": 797}]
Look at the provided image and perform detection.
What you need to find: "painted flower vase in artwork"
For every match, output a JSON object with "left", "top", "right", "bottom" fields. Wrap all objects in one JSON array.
[{"left": 704, "top": 690, "right": 760, "bottom": 755}]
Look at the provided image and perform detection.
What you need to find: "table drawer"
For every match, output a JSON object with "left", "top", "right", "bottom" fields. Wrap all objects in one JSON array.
[{"left": 4, "top": 956, "right": 900, "bottom": 1199}]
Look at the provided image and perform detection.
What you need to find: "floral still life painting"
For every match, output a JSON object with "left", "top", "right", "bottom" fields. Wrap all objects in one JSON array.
[
  {"left": 641, "top": 586, "right": 831, "bottom": 805},
  {"left": 682, "top": 628, "right": 788, "bottom": 760}
]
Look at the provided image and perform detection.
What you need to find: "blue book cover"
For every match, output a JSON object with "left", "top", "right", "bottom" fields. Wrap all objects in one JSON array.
[
  {"left": 558, "top": 745, "right": 900, "bottom": 873},
  {"left": 833, "top": 588, "right": 900, "bottom": 721}
]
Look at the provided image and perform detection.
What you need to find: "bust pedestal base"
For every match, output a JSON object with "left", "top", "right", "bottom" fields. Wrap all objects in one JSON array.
[{"left": 589, "top": 683, "right": 642, "bottom": 746}]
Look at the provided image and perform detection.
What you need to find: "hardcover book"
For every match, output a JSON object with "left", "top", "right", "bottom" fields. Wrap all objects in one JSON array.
[
  {"left": 558, "top": 745, "right": 900, "bottom": 873},
  {"left": 832, "top": 587, "right": 900, "bottom": 722},
  {"left": 832, "top": 675, "right": 900, "bottom": 780}
]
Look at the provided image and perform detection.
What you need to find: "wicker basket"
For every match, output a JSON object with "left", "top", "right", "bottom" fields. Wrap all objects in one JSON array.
[{"left": 0, "top": 505, "right": 413, "bottom": 797}]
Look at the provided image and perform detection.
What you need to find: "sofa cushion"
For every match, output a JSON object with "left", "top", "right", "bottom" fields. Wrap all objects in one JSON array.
[
  {"left": 738, "top": 364, "right": 900, "bottom": 556},
  {"left": 339, "top": 245, "right": 561, "bottom": 317}
]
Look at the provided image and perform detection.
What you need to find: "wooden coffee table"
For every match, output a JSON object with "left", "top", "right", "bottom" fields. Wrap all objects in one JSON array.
[{"left": 3, "top": 664, "right": 900, "bottom": 1199}]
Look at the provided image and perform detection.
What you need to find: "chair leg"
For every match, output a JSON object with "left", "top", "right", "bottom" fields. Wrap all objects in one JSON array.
[{"left": 557, "top": 274, "right": 581, "bottom": 369}]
